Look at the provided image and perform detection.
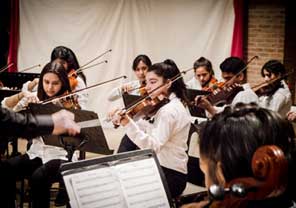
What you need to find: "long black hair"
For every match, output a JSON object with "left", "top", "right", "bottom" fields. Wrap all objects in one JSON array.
[
  {"left": 148, "top": 59, "right": 189, "bottom": 106},
  {"left": 260, "top": 60, "right": 286, "bottom": 95},
  {"left": 50, "top": 46, "right": 87, "bottom": 84},
  {"left": 37, "top": 60, "right": 71, "bottom": 101}
]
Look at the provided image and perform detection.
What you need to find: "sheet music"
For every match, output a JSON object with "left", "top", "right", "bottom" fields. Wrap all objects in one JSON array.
[
  {"left": 63, "top": 158, "right": 170, "bottom": 208},
  {"left": 115, "top": 158, "right": 170, "bottom": 208}
]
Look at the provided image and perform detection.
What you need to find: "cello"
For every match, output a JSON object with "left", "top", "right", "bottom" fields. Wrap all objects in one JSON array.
[{"left": 177, "top": 145, "right": 290, "bottom": 208}]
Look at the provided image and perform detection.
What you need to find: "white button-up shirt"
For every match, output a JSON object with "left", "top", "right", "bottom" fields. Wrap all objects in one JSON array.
[
  {"left": 259, "top": 81, "right": 292, "bottom": 117},
  {"left": 125, "top": 93, "right": 191, "bottom": 174}
]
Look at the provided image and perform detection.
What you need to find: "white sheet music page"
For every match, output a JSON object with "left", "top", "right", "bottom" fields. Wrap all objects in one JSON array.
[
  {"left": 115, "top": 158, "right": 170, "bottom": 208},
  {"left": 63, "top": 157, "right": 170, "bottom": 208},
  {"left": 64, "top": 166, "right": 127, "bottom": 208}
]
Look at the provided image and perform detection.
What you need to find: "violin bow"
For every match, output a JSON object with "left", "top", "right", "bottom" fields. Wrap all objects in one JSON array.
[
  {"left": 79, "top": 49, "right": 112, "bottom": 69},
  {"left": 19, "top": 64, "right": 41, "bottom": 72},
  {"left": 123, "top": 67, "right": 193, "bottom": 111},
  {"left": 223, "top": 55, "right": 259, "bottom": 87},
  {"left": 41, "top": 75, "right": 127, "bottom": 105},
  {"left": 68, "top": 60, "right": 108, "bottom": 77},
  {"left": 0, "top": 63, "right": 14, "bottom": 74},
  {"left": 251, "top": 71, "right": 294, "bottom": 92}
]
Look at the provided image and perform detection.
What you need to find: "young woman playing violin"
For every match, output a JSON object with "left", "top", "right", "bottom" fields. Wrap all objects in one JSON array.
[
  {"left": 257, "top": 60, "right": 292, "bottom": 118},
  {"left": 6, "top": 60, "right": 82, "bottom": 208},
  {"left": 182, "top": 103, "right": 296, "bottom": 208},
  {"left": 109, "top": 54, "right": 152, "bottom": 153},
  {"left": 186, "top": 57, "right": 218, "bottom": 91},
  {"left": 108, "top": 54, "right": 152, "bottom": 101},
  {"left": 51, "top": 46, "right": 88, "bottom": 109},
  {"left": 110, "top": 59, "right": 192, "bottom": 198}
]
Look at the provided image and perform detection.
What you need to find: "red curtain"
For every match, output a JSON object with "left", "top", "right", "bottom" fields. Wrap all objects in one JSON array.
[
  {"left": 231, "top": 0, "right": 244, "bottom": 58},
  {"left": 7, "top": 0, "right": 19, "bottom": 72}
]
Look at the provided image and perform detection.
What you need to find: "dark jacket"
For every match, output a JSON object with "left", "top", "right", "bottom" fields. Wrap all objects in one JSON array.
[{"left": 0, "top": 107, "right": 54, "bottom": 139}]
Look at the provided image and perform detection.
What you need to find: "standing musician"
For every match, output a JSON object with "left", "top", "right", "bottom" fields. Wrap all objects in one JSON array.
[
  {"left": 257, "top": 60, "right": 292, "bottom": 118},
  {"left": 108, "top": 54, "right": 152, "bottom": 101},
  {"left": 5, "top": 60, "right": 83, "bottom": 208},
  {"left": 186, "top": 57, "right": 218, "bottom": 90},
  {"left": 182, "top": 103, "right": 296, "bottom": 208},
  {"left": 110, "top": 59, "right": 191, "bottom": 198},
  {"left": 195, "top": 57, "right": 258, "bottom": 117}
]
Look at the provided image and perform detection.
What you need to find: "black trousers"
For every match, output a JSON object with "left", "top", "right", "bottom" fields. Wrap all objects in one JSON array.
[
  {"left": 117, "top": 134, "right": 139, "bottom": 153},
  {"left": 7, "top": 154, "right": 66, "bottom": 208},
  {"left": 161, "top": 166, "right": 187, "bottom": 198},
  {"left": 0, "top": 161, "right": 16, "bottom": 208}
]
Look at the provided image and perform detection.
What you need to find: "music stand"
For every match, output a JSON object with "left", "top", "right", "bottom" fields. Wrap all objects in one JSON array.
[
  {"left": 60, "top": 149, "right": 174, "bottom": 208},
  {"left": 122, "top": 93, "right": 141, "bottom": 108},
  {"left": 186, "top": 88, "right": 210, "bottom": 118},
  {"left": 26, "top": 103, "right": 113, "bottom": 160}
]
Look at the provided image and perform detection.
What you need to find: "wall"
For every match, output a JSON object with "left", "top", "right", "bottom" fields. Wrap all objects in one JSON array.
[{"left": 245, "top": 0, "right": 286, "bottom": 87}]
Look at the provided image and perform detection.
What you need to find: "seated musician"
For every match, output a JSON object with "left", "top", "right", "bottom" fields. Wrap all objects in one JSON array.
[
  {"left": 6, "top": 60, "right": 83, "bottom": 208},
  {"left": 108, "top": 54, "right": 152, "bottom": 153},
  {"left": 21, "top": 46, "right": 89, "bottom": 109},
  {"left": 183, "top": 103, "right": 296, "bottom": 208},
  {"left": 186, "top": 57, "right": 217, "bottom": 90},
  {"left": 108, "top": 54, "right": 152, "bottom": 101},
  {"left": 257, "top": 60, "right": 291, "bottom": 118},
  {"left": 110, "top": 59, "right": 191, "bottom": 198},
  {"left": 195, "top": 57, "right": 258, "bottom": 117}
]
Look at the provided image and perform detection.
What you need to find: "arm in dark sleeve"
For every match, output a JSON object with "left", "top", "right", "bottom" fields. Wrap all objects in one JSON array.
[{"left": 0, "top": 107, "right": 54, "bottom": 138}]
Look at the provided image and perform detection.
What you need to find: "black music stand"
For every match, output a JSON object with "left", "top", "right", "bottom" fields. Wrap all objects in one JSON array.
[
  {"left": 186, "top": 88, "right": 210, "bottom": 118},
  {"left": 122, "top": 93, "right": 141, "bottom": 107},
  {"left": 26, "top": 103, "right": 113, "bottom": 160}
]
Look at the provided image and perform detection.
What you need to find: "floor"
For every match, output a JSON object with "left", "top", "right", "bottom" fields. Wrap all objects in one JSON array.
[{"left": 11, "top": 126, "right": 205, "bottom": 208}]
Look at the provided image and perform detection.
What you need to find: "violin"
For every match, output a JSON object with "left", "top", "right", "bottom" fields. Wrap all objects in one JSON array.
[
  {"left": 195, "top": 83, "right": 244, "bottom": 107},
  {"left": 41, "top": 75, "right": 127, "bottom": 106},
  {"left": 124, "top": 93, "right": 170, "bottom": 121},
  {"left": 112, "top": 72, "right": 190, "bottom": 127},
  {"left": 252, "top": 72, "right": 291, "bottom": 97},
  {"left": 203, "top": 81, "right": 225, "bottom": 92},
  {"left": 59, "top": 91, "right": 81, "bottom": 110}
]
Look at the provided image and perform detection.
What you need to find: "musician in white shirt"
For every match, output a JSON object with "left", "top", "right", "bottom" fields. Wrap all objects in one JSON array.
[
  {"left": 195, "top": 57, "right": 258, "bottom": 117},
  {"left": 6, "top": 60, "right": 82, "bottom": 208},
  {"left": 258, "top": 60, "right": 292, "bottom": 118},
  {"left": 110, "top": 59, "right": 191, "bottom": 197},
  {"left": 108, "top": 54, "right": 152, "bottom": 101}
]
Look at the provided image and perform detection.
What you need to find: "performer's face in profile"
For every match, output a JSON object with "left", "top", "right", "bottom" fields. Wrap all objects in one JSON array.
[
  {"left": 134, "top": 60, "right": 148, "bottom": 82},
  {"left": 43, "top": 72, "right": 62, "bottom": 97},
  {"left": 145, "top": 71, "right": 169, "bottom": 99}
]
